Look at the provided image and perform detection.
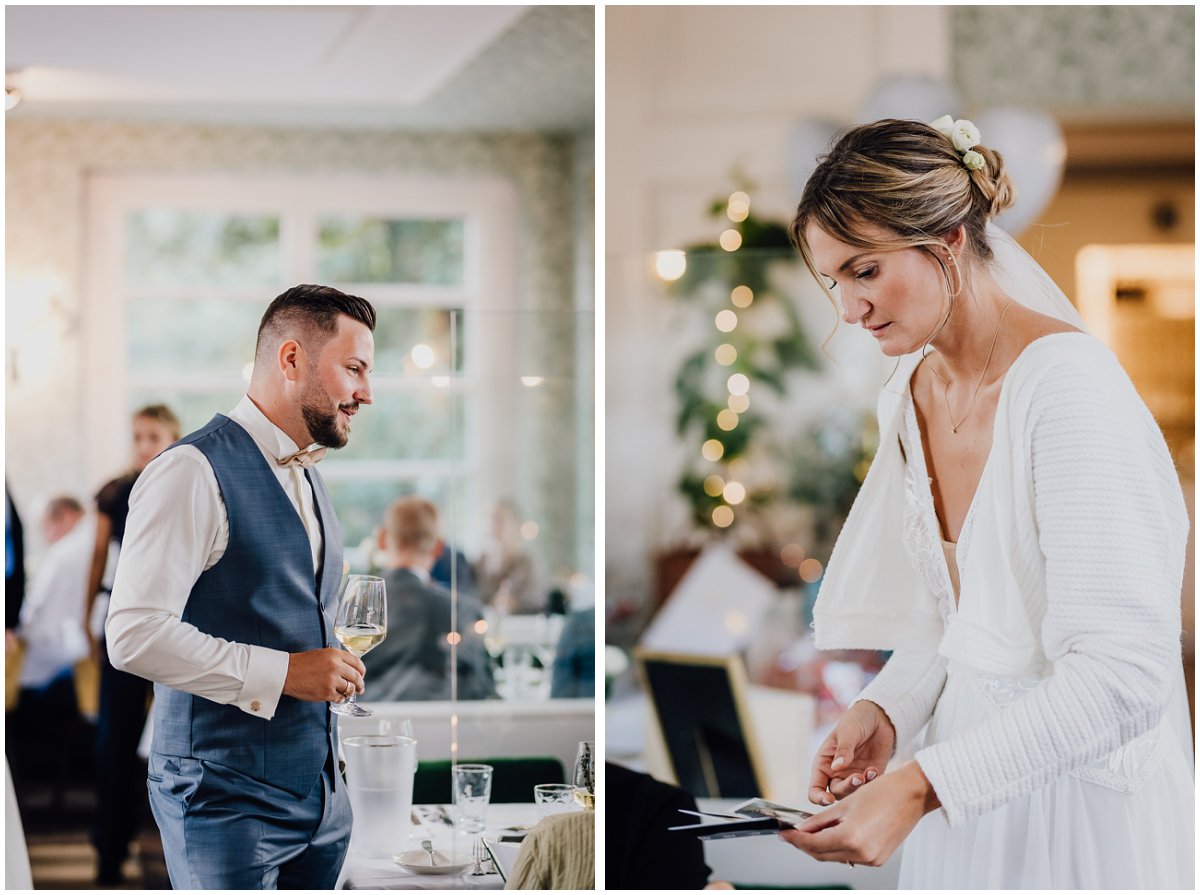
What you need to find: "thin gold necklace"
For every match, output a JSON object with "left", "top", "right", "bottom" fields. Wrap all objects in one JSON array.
[{"left": 928, "top": 300, "right": 1014, "bottom": 434}]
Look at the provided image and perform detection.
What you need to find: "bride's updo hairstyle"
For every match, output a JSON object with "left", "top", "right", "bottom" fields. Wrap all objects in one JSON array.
[{"left": 789, "top": 118, "right": 1017, "bottom": 320}]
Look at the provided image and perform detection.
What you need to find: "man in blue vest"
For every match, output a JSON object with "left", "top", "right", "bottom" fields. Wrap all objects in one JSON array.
[{"left": 106, "top": 285, "right": 375, "bottom": 888}]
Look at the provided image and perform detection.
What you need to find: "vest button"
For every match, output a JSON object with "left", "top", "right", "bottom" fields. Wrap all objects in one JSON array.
[{"left": 251, "top": 700, "right": 261, "bottom": 712}]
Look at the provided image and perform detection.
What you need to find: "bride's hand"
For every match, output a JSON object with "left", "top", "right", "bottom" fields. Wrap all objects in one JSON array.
[
  {"left": 782, "top": 761, "right": 939, "bottom": 867},
  {"left": 809, "top": 700, "right": 896, "bottom": 806}
]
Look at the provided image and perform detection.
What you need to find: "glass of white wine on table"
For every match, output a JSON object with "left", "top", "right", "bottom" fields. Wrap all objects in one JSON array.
[
  {"left": 331, "top": 574, "right": 387, "bottom": 717},
  {"left": 573, "top": 740, "right": 595, "bottom": 809}
]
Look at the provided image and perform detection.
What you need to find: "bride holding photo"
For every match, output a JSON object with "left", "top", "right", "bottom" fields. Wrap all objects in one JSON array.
[{"left": 780, "top": 116, "right": 1193, "bottom": 889}]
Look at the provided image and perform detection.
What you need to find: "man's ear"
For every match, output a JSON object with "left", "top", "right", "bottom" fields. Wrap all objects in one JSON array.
[
  {"left": 278, "top": 339, "right": 304, "bottom": 382},
  {"left": 376, "top": 525, "right": 387, "bottom": 552}
]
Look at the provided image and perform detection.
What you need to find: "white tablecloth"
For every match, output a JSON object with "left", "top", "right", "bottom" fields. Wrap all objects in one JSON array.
[{"left": 338, "top": 804, "right": 538, "bottom": 890}]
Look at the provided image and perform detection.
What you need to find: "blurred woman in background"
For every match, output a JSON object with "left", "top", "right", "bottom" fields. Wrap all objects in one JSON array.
[{"left": 85, "top": 404, "right": 179, "bottom": 885}]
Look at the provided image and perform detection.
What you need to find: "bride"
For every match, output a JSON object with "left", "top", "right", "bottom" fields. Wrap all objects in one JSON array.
[{"left": 779, "top": 116, "right": 1194, "bottom": 888}]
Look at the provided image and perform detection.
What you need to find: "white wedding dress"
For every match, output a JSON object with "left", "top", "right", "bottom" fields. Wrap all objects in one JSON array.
[{"left": 894, "top": 386, "right": 1195, "bottom": 889}]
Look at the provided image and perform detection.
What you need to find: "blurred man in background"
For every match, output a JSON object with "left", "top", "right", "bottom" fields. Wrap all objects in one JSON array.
[
  {"left": 17, "top": 497, "right": 91, "bottom": 699},
  {"left": 369, "top": 497, "right": 495, "bottom": 701}
]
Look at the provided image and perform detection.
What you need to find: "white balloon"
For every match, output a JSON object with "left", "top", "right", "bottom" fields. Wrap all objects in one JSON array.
[
  {"left": 856, "top": 75, "right": 963, "bottom": 125},
  {"left": 973, "top": 106, "right": 1067, "bottom": 237},
  {"left": 789, "top": 117, "right": 841, "bottom": 198}
]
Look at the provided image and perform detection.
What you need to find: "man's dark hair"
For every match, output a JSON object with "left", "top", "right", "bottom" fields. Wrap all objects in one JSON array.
[{"left": 255, "top": 285, "right": 376, "bottom": 363}]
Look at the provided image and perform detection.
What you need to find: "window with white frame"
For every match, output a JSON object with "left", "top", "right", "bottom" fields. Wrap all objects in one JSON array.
[{"left": 84, "top": 174, "right": 519, "bottom": 561}]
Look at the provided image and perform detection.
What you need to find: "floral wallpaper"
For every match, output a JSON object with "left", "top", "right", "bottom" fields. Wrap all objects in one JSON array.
[
  {"left": 5, "top": 120, "right": 593, "bottom": 575},
  {"left": 953, "top": 6, "right": 1195, "bottom": 111}
]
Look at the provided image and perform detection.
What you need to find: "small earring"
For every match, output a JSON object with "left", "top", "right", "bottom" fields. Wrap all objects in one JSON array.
[{"left": 946, "top": 256, "right": 963, "bottom": 296}]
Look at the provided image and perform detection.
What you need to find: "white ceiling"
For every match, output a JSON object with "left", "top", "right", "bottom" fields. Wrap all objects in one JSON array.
[{"left": 5, "top": 5, "right": 595, "bottom": 131}]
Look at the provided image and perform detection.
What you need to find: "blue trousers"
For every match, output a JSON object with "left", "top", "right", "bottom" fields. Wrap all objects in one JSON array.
[{"left": 147, "top": 751, "right": 352, "bottom": 889}]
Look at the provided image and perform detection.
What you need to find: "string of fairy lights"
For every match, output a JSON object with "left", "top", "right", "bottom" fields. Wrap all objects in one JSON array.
[
  {"left": 655, "top": 189, "right": 828, "bottom": 585},
  {"left": 655, "top": 191, "right": 753, "bottom": 534}
]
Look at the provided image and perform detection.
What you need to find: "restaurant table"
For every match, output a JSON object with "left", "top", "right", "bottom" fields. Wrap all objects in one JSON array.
[{"left": 338, "top": 803, "right": 539, "bottom": 890}]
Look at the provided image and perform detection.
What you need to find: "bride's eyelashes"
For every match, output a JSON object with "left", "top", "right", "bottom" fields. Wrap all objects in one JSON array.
[{"left": 825, "top": 265, "right": 877, "bottom": 290}]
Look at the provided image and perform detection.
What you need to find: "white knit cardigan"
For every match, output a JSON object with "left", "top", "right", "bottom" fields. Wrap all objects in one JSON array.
[{"left": 813, "top": 333, "right": 1189, "bottom": 826}]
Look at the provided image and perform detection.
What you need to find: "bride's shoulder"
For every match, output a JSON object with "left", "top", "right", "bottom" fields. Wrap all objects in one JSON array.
[
  {"left": 1005, "top": 324, "right": 1135, "bottom": 411},
  {"left": 1006, "top": 305, "right": 1084, "bottom": 354}
]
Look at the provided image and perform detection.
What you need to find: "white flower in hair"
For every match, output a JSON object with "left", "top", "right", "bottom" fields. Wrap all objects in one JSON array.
[
  {"left": 961, "top": 150, "right": 985, "bottom": 171},
  {"left": 929, "top": 115, "right": 955, "bottom": 139},
  {"left": 951, "top": 119, "right": 982, "bottom": 152}
]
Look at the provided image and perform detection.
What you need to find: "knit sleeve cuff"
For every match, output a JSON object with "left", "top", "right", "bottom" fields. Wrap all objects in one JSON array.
[{"left": 914, "top": 739, "right": 970, "bottom": 827}]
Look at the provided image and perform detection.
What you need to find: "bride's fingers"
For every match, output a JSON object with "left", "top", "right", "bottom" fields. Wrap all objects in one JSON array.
[
  {"left": 808, "top": 785, "right": 835, "bottom": 807},
  {"left": 799, "top": 799, "right": 845, "bottom": 834},
  {"left": 828, "top": 775, "right": 861, "bottom": 798},
  {"left": 808, "top": 768, "right": 836, "bottom": 807}
]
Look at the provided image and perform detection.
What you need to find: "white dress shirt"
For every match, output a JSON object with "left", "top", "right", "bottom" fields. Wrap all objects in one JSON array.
[
  {"left": 106, "top": 396, "right": 327, "bottom": 720},
  {"left": 17, "top": 515, "right": 93, "bottom": 688}
]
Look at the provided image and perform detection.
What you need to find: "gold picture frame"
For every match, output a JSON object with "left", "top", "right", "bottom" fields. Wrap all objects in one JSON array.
[{"left": 633, "top": 647, "right": 771, "bottom": 800}]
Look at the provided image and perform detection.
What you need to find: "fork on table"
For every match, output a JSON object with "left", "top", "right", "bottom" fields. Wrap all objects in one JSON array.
[{"left": 470, "top": 838, "right": 493, "bottom": 876}]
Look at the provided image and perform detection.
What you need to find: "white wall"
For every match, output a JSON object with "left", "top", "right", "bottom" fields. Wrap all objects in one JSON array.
[{"left": 604, "top": 6, "right": 951, "bottom": 609}]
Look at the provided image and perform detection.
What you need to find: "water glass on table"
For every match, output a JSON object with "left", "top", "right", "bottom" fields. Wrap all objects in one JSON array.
[
  {"left": 452, "top": 763, "right": 493, "bottom": 834},
  {"left": 533, "top": 783, "right": 577, "bottom": 819},
  {"left": 342, "top": 734, "right": 417, "bottom": 857}
]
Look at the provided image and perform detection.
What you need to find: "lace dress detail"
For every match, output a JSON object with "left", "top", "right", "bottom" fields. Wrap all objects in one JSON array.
[{"left": 899, "top": 397, "right": 957, "bottom": 625}]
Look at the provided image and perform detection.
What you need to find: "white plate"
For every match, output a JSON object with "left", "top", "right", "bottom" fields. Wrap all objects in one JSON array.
[{"left": 392, "top": 849, "right": 471, "bottom": 876}]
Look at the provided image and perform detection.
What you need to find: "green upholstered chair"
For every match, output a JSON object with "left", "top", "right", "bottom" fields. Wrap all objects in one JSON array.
[{"left": 412, "top": 756, "right": 566, "bottom": 804}]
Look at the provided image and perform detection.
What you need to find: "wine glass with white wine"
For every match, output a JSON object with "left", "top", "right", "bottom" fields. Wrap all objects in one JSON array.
[
  {"left": 572, "top": 740, "right": 595, "bottom": 809},
  {"left": 331, "top": 575, "right": 387, "bottom": 717}
]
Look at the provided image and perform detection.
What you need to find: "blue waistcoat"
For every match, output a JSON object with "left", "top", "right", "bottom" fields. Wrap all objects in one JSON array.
[{"left": 151, "top": 415, "right": 343, "bottom": 798}]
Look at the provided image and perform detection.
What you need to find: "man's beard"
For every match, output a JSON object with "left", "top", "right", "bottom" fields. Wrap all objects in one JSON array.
[{"left": 300, "top": 384, "right": 354, "bottom": 449}]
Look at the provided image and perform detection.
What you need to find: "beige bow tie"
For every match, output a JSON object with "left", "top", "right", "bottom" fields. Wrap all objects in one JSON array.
[{"left": 278, "top": 447, "right": 328, "bottom": 469}]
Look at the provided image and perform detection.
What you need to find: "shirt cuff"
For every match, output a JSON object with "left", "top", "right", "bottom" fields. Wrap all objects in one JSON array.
[{"left": 235, "top": 645, "right": 290, "bottom": 720}]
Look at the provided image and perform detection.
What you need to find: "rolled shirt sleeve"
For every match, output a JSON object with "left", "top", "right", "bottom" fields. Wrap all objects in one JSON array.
[{"left": 105, "top": 447, "right": 290, "bottom": 719}]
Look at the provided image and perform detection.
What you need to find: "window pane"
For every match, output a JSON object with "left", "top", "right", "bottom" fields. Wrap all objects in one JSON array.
[
  {"left": 373, "top": 307, "right": 464, "bottom": 375},
  {"left": 126, "top": 388, "right": 244, "bottom": 437},
  {"left": 126, "top": 210, "right": 280, "bottom": 289},
  {"left": 317, "top": 216, "right": 464, "bottom": 285},
  {"left": 327, "top": 477, "right": 460, "bottom": 557},
  {"left": 127, "top": 297, "right": 259, "bottom": 377},
  {"left": 330, "top": 390, "right": 465, "bottom": 461}
]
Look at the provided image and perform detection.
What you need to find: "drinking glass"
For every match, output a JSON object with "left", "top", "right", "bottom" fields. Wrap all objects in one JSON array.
[
  {"left": 331, "top": 574, "right": 387, "bottom": 717},
  {"left": 572, "top": 740, "right": 595, "bottom": 809},
  {"left": 534, "top": 783, "right": 577, "bottom": 818},
  {"left": 452, "top": 763, "right": 493, "bottom": 834},
  {"left": 342, "top": 735, "right": 416, "bottom": 856}
]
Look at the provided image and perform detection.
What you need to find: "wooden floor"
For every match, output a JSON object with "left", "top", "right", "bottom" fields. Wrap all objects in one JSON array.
[
  {"left": 9, "top": 740, "right": 169, "bottom": 890},
  {"left": 27, "top": 832, "right": 143, "bottom": 890}
]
